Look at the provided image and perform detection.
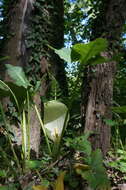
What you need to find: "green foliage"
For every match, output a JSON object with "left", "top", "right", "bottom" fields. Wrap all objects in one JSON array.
[
  {"left": 52, "top": 38, "right": 108, "bottom": 67},
  {"left": 0, "top": 65, "right": 37, "bottom": 172},
  {"left": 26, "top": 0, "right": 56, "bottom": 84},
  {"left": 104, "top": 119, "right": 118, "bottom": 127},
  {"left": 66, "top": 133, "right": 91, "bottom": 157},
  {"left": 49, "top": 46, "right": 72, "bottom": 63},
  {"left": 0, "top": 184, "right": 17, "bottom": 190},
  {"left": 26, "top": 160, "right": 43, "bottom": 170},
  {"left": 5, "top": 64, "right": 31, "bottom": 89},
  {"left": 1, "top": 0, "right": 125, "bottom": 189},
  {"left": 0, "top": 170, "right": 6, "bottom": 178},
  {"left": 108, "top": 149, "right": 126, "bottom": 174},
  {"left": 0, "top": 60, "right": 111, "bottom": 189},
  {"left": 0, "top": 64, "right": 34, "bottom": 112},
  {"left": 52, "top": 38, "right": 109, "bottom": 111},
  {"left": 66, "top": 133, "right": 110, "bottom": 189},
  {"left": 76, "top": 150, "right": 110, "bottom": 190},
  {"left": 71, "top": 38, "right": 108, "bottom": 64},
  {"left": 64, "top": 0, "right": 90, "bottom": 44}
]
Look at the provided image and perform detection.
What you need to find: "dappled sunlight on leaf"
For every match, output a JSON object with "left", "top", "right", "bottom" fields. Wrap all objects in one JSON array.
[{"left": 5, "top": 64, "right": 31, "bottom": 89}]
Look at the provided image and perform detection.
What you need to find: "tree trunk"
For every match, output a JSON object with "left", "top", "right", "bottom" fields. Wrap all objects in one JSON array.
[
  {"left": 0, "top": 0, "right": 35, "bottom": 78},
  {"left": 81, "top": 0, "right": 126, "bottom": 156},
  {"left": 0, "top": 0, "right": 41, "bottom": 157},
  {"left": 49, "top": 0, "right": 68, "bottom": 97},
  {"left": 81, "top": 61, "right": 116, "bottom": 156}
]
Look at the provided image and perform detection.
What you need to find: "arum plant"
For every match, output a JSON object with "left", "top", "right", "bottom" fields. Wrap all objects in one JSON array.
[{"left": 35, "top": 38, "right": 108, "bottom": 160}]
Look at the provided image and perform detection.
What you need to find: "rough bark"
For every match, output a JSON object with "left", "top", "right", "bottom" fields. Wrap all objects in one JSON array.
[
  {"left": 81, "top": 61, "right": 116, "bottom": 155},
  {"left": 81, "top": 0, "right": 126, "bottom": 156}
]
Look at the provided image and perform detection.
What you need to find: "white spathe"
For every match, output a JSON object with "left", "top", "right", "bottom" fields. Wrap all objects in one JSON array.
[{"left": 44, "top": 100, "right": 69, "bottom": 141}]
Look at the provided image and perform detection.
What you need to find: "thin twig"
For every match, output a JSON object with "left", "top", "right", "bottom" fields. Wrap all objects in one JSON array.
[{"left": 41, "top": 151, "right": 70, "bottom": 174}]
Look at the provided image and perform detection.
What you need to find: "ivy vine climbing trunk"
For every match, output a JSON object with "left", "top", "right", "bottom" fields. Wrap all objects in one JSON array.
[{"left": 81, "top": 0, "right": 126, "bottom": 156}]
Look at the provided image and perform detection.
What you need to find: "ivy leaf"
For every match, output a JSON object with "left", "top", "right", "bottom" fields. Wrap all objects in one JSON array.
[{"left": 5, "top": 64, "right": 31, "bottom": 89}]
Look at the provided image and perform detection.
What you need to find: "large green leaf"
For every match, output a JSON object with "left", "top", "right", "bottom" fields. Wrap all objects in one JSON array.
[
  {"left": 52, "top": 47, "right": 71, "bottom": 63},
  {"left": 0, "top": 81, "right": 10, "bottom": 98},
  {"left": 87, "top": 54, "right": 109, "bottom": 66},
  {"left": 0, "top": 81, "right": 27, "bottom": 107},
  {"left": 5, "top": 64, "right": 31, "bottom": 88},
  {"left": 50, "top": 38, "right": 108, "bottom": 65},
  {"left": 71, "top": 38, "right": 108, "bottom": 64},
  {"left": 44, "top": 100, "right": 69, "bottom": 141}
]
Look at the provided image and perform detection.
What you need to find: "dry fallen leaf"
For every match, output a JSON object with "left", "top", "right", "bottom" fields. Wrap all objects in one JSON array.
[
  {"left": 54, "top": 171, "right": 66, "bottom": 190},
  {"left": 32, "top": 185, "right": 48, "bottom": 190}
]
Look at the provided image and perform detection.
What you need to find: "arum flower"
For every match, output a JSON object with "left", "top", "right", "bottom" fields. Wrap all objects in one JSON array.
[{"left": 44, "top": 100, "right": 69, "bottom": 141}]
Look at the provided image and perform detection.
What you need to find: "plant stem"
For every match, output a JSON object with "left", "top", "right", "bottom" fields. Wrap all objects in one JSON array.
[
  {"left": 27, "top": 91, "right": 31, "bottom": 160},
  {"left": 21, "top": 110, "right": 27, "bottom": 162},
  {"left": 34, "top": 104, "right": 52, "bottom": 155},
  {"left": 36, "top": 169, "right": 43, "bottom": 183}
]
